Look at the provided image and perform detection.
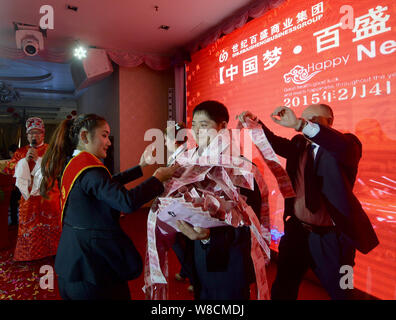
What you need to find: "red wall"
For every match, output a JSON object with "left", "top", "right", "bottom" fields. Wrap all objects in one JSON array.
[{"left": 119, "top": 64, "right": 174, "bottom": 200}]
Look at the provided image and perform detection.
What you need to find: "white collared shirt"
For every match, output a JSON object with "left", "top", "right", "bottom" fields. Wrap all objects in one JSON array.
[
  {"left": 73, "top": 149, "right": 82, "bottom": 157},
  {"left": 302, "top": 121, "right": 320, "bottom": 159}
]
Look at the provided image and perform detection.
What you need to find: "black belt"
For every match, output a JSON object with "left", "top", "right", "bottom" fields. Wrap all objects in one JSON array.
[
  {"left": 300, "top": 221, "right": 336, "bottom": 235},
  {"left": 63, "top": 222, "right": 121, "bottom": 233},
  {"left": 290, "top": 216, "right": 336, "bottom": 235}
]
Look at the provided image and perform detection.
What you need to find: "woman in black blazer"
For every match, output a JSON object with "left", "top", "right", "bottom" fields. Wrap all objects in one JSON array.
[{"left": 40, "top": 113, "right": 178, "bottom": 300}]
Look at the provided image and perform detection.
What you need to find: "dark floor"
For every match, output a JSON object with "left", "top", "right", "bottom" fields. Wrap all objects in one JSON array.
[
  {"left": 121, "top": 208, "right": 331, "bottom": 300},
  {"left": 1, "top": 207, "right": 350, "bottom": 300}
]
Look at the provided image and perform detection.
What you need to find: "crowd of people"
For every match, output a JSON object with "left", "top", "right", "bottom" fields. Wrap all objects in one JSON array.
[{"left": 0, "top": 100, "right": 378, "bottom": 300}]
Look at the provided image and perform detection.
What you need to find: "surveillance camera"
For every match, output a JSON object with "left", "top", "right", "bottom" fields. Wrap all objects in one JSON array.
[
  {"left": 15, "top": 28, "right": 44, "bottom": 56},
  {"left": 21, "top": 38, "right": 40, "bottom": 56}
]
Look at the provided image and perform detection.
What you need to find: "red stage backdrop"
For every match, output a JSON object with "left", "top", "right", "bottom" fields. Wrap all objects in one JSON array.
[{"left": 186, "top": 0, "right": 396, "bottom": 299}]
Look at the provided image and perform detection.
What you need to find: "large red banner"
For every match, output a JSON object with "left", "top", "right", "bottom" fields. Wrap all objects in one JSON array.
[{"left": 186, "top": 0, "right": 396, "bottom": 299}]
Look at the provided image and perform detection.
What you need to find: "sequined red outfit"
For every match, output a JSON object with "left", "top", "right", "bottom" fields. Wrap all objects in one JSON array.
[{"left": 3, "top": 144, "right": 61, "bottom": 261}]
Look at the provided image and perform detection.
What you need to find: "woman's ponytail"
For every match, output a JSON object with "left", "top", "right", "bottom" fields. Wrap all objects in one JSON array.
[{"left": 40, "top": 119, "right": 74, "bottom": 198}]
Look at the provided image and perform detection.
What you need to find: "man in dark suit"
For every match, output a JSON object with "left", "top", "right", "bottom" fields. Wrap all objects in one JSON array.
[{"left": 238, "top": 104, "right": 379, "bottom": 300}]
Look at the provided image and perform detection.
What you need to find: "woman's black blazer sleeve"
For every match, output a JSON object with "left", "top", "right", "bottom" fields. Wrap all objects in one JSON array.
[{"left": 80, "top": 167, "right": 164, "bottom": 213}]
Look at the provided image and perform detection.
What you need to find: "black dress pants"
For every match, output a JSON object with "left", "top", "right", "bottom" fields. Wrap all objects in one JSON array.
[
  {"left": 172, "top": 233, "right": 194, "bottom": 282},
  {"left": 9, "top": 187, "right": 21, "bottom": 225},
  {"left": 58, "top": 277, "right": 131, "bottom": 300},
  {"left": 271, "top": 216, "right": 356, "bottom": 300},
  {"left": 192, "top": 228, "right": 252, "bottom": 300}
]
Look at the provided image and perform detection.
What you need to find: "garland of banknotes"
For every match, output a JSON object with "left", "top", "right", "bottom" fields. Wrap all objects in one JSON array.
[{"left": 143, "top": 118, "right": 295, "bottom": 300}]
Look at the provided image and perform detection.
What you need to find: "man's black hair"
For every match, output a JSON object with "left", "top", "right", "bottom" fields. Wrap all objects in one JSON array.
[{"left": 192, "top": 100, "right": 229, "bottom": 124}]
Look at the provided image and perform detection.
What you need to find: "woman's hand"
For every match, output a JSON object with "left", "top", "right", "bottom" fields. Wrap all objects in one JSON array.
[
  {"left": 177, "top": 220, "right": 210, "bottom": 240},
  {"left": 153, "top": 163, "right": 180, "bottom": 182}
]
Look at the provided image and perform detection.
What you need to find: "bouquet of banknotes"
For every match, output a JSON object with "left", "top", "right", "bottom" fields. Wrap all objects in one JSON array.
[
  {"left": 155, "top": 159, "right": 258, "bottom": 235},
  {"left": 144, "top": 120, "right": 296, "bottom": 300}
]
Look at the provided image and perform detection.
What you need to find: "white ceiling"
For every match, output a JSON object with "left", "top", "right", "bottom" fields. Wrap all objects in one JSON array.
[
  {"left": 0, "top": 0, "right": 261, "bottom": 123},
  {"left": 1, "top": 0, "right": 257, "bottom": 55}
]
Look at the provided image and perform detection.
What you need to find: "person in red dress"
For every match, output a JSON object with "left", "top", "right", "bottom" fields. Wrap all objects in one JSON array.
[{"left": 3, "top": 117, "right": 61, "bottom": 261}]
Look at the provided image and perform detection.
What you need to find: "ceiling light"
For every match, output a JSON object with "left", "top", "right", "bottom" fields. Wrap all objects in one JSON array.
[{"left": 74, "top": 46, "right": 87, "bottom": 59}]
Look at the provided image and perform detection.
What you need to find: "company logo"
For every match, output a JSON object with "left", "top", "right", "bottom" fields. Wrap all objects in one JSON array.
[
  {"left": 284, "top": 65, "right": 322, "bottom": 85},
  {"left": 284, "top": 55, "right": 350, "bottom": 85},
  {"left": 219, "top": 50, "right": 229, "bottom": 63}
]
